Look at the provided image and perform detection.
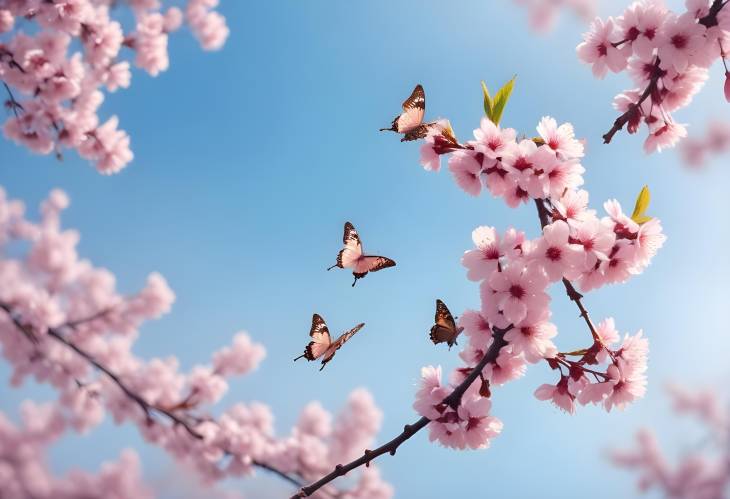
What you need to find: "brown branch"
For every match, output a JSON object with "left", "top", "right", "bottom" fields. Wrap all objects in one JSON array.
[
  {"left": 533, "top": 199, "right": 601, "bottom": 343},
  {"left": 0, "top": 303, "right": 304, "bottom": 490},
  {"left": 698, "top": 0, "right": 729, "bottom": 28},
  {"left": 602, "top": 58, "right": 662, "bottom": 145},
  {"left": 291, "top": 326, "right": 510, "bottom": 498}
]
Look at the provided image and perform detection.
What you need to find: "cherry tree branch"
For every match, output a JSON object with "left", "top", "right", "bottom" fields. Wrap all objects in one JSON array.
[
  {"left": 602, "top": 58, "right": 662, "bottom": 145},
  {"left": 290, "top": 326, "right": 511, "bottom": 499},
  {"left": 698, "top": 0, "right": 729, "bottom": 28},
  {"left": 533, "top": 199, "right": 601, "bottom": 343},
  {"left": 0, "top": 302, "right": 304, "bottom": 489}
]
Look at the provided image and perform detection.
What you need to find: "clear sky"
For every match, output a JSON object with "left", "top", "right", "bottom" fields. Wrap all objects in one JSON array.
[{"left": 2, "top": 1, "right": 729, "bottom": 498}]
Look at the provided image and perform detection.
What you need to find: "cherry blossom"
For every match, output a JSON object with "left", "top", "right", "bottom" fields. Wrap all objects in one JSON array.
[
  {"left": 679, "top": 119, "right": 730, "bottom": 166},
  {"left": 611, "top": 384, "right": 729, "bottom": 498},
  {"left": 0, "top": 0, "right": 229, "bottom": 173},
  {"left": 579, "top": 0, "right": 730, "bottom": 152},
  {"left": 0, "top": 186, "right": 392, "bottom": 498},
  {"left": 513, "top": 0, "right": 597, "bottom": 33}
]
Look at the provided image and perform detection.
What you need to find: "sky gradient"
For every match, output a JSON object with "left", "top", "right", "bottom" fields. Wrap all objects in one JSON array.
[{"left": 2, "top": 1, "right": 729, "bottom": 498}]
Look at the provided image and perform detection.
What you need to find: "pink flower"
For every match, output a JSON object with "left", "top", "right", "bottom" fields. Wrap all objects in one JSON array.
[
  {"left": 553, "top": 189, "right": 593, "bottom": 226},
  {"left": 481, "top": 348, "right": 526, "bottom": 385},
  {"left": 485, "top": 262, "right": 549, "bottom": 325},
  {"left": 461, "top": 226, "right": 524, "bottom": 282},
  {"left": 577, "top": 17, "right": 632, "bottom": 78},
  {"left": 530, "top": 220, "right": 586, "bottom": 281},
  {"left": 535, "top": 377, "right": 575, "bottom": 414},
  {"left": 413, "top": 366, "right": 449, "bottom": 420},
  {"left": 618, "top": 1, "right": 667, "bottom": 61},
  {"left": 536, "top": 116, "right": 584, "bottom": 158},
  {"left": 505, "top": 309, "right": 558, "bottom": 363},
  {"left": 419, "top": 141, "right": 441, "bottom": 171},
  {"left": 571, "top": 215, "right": 616, "bottom": 270},
  {"left": 644, "top": 121, "right": 688, "bottom": 153},
  {"left": 448, "top": 151, "right": 483, "bottom": 196},
  {"left": 658, "top": 13, "right": 706, "bottom": 73},
  {"left": 473, "top": 117, "right": 517, "bottom": 159},
  {"left": 456, "top": 396, "right": 502, "bottom": 450}
]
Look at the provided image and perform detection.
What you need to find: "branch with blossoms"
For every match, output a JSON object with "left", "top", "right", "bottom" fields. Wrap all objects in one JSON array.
[
  {"left": 0, "top": 186, "right": 393, "bottom": 498},
  {"left": 577, "top": 0, "right": 730, "bottom": 152},
  {"left": 611, "top": 383, "right": 730, "bottom": 498},
  {"left": 291, "top": 82, "right": 665, "bottom": 497},
  {"left": 0, "top": 0, "right": 229, "bottom": 174},
  {"left": 679, "top": 119, "right": 730, "bottom": 166},
  {"left": 1, "top": 401, "right": 153, "bottom": 498},
  {"left": 513, "top": 0, "right": 597, "bottom": 34}
]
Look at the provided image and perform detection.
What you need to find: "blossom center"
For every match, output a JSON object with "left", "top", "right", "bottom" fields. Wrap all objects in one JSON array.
[
  {"left": 509, "top": 284, "right": 525, "bottom": 299},
  {"left": 546, "top": 246, "right": 562, "bottom": 261},
  {"left": 671, "top": 34, "right": 687, "bottom": 49}
]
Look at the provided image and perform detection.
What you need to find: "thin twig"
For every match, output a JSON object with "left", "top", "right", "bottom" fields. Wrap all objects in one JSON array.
[
  {"left": 291, "top": 327, "right": 510, "bottom": 498},
  {"left": 602, "top": 58, "right": 662, "bottom": 145}
]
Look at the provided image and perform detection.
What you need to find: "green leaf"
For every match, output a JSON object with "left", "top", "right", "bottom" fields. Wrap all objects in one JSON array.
[
  {"left": 481, "top": 81, "right": 493, "bottom": 118},
  {"left": 630, "top": 185, "right": 652, "bottom": 224},
  {"left": 490, "top": 76, "right": 516, "bottom": 126}
]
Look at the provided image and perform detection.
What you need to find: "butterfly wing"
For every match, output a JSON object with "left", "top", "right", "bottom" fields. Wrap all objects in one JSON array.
[
  {"left": 320, "top": 323, "right": 365, "bottom": 370},
  {"left": 353, "top": 256, "right": 396, "bottom": 278},
  {"left": 335, "top": 222, "right": 363, "bottom": 269},
  {"left": 429, "top": 299, "right": 462, "bottom": 347},
  {"left": 395, "top": 84, "right": 426, "bottom": 133},
  {"left": 299, "top": 314, "right": 332, "bottom": 361},
  {"left": 401, "top": 121, "right": 443, "bottom": 142}
]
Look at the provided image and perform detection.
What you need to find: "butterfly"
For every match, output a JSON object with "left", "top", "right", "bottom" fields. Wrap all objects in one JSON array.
[
  {"left": 293, "top": 314, "right": 365, "bottom": 371},
  {"left": 429, "top": 299, "right": 464, "bottom": 349},
  {"left": 327, "top": 222, "right": 396, "bottom": 287},
  {"left": 380, "top": 84, "right": 441, "bottom": 142}
]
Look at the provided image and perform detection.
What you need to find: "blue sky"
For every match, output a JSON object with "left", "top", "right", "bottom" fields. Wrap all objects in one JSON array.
[{"left": 2, "top": 1, "right": 729, "bottom": 498}]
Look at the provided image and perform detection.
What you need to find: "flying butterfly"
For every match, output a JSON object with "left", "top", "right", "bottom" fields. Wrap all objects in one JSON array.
[
  {"left": 327, "top": 222, "right": 396, "bottom": 287},
  {"left": 293, "top": 314, "right": 365, "bottom": 371},
  {"left": 379, "top": 84, "right": 441, "bottom": 142},
  {"left": 429, "top": 299, "right": 464, "bottom": 349}
]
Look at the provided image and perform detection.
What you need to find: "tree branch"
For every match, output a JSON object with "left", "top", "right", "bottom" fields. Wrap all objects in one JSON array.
[
  {"left": 698, "top": 0, "right": 729, "bottom": 28},
  {"left": 0, "top": 303, "right": 304, "bottom": 489},
  {"left": 602, "top": 58, "right": 662, "bottom": 145},
  {"left": 533, "top": 199, "right": 601, "bottom": 343},
  {"left": 291, "top": 326, "right": 510, "bottom": 498}
]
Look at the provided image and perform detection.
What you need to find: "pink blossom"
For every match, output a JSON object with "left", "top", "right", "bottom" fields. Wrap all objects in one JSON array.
[
  {"left": 536, "top": 116, "right": 584, "bottom": 158},
  {"left": 577, "top": 17, "right": 632, "bottom": 78},
  {"left": 529, "top": 220, "right": 586, "bottom": 281},
  {"left": 485, "top": 262, "right": 549, "bottom": 325},
  {"left": 473, "top": 117, "right": 517, "bottom": 159},
  {"left": 504, "top": 309, "right": 558, "bottom": 363},
  {"left": 658, "top": 13, "right": 706, "bottom": 73},
  {"left": 535, "top": 377, "right": 575, "bottom": 414},
  {"left": 448, "top": 150, "right": 484, "bottom": 196},
  {"left": 644, "top": 121, "right": 688, "bottom": 153},
  {"left": 461, "top": 226, "right": 524, "bottom": 282}
]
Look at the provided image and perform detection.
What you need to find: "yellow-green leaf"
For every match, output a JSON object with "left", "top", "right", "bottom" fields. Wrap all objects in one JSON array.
[
  {"left": 491, "top": 76, "right": 516, "bottom": 126},
  {"left": 631, "top": 185, "right": 652, "bottom": 224},
  {"left": 481, "top": 81, "right": 493, "bottom": 119}
]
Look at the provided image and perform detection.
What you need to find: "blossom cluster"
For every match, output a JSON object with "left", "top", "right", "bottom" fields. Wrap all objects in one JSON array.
[
  {"left": 0, "top": 186, "right": 392, "bottom": 498},
  {"left": 611, "top": 384, "right": 729, "bottom": 498},
  {"left": 576, "top": 0, "right": 730, "bottom": 152},
  {"left": 413, "top": 113, "right": 664, "bottom": 449},
  {"left": 0, "top": 0, "right": 229, "bottom": 174},
  {"left": 0, "top": 401, "right": 152, "bottom": 499},
  {"left": 679, "top": 119, "right": 730, "bottom": 166},
  {"left": 513, "top": 0, "right": 596, "bottom": 33}
]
